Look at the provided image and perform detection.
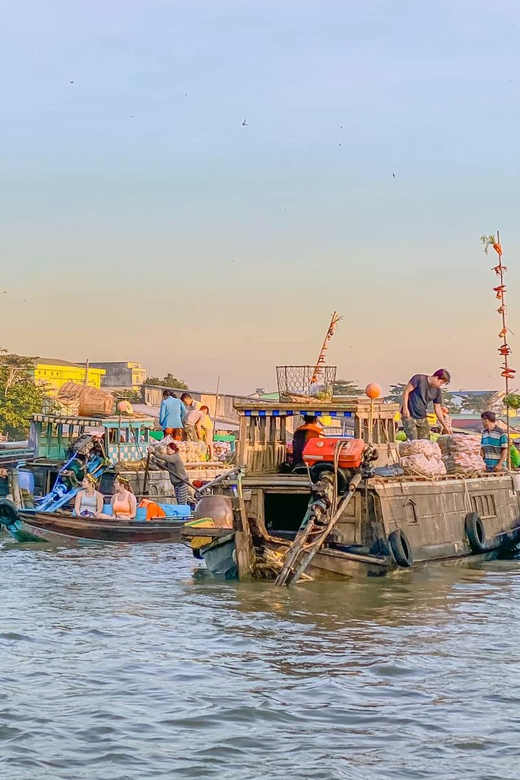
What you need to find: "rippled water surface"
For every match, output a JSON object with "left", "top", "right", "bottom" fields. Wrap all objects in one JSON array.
[{"left": 2, "top": 542, "right": 520, "bottom": 779}]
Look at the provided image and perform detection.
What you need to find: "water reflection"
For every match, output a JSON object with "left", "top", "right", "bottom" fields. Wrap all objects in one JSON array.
[{"left": 1, "top": 542, "right": 520, "bottom": 779}]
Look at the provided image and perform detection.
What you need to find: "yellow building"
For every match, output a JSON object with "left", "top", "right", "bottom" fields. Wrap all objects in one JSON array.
[{"left": 33, "top": 359, "right": 106, "bottom": 394}]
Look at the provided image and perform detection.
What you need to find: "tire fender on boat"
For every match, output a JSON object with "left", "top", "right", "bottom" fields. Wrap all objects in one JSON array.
[
  {"left": 388, "top": 529, "right": 414, "bottom": 567},
  {"left": 465, "top": 512, "right": 486, "bottom": 553},
  {"left": 0, "top": 499, "right": 20, "bottom": 529}
]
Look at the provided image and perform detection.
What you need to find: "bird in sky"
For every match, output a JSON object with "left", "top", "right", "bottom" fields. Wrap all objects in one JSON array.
[
  {"left": 392, "top": 173, "right": 396, "bottom": 178},
  {"left": 69, "top": 80, "right": 74, "bottom": 84},
  {"left": 242, "top": 119, "right": 248, "bottom": 126}
]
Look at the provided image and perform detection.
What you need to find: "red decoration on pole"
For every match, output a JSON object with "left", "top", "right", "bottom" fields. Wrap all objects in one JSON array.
[{"left": 481, "top": 231, "right": 514, "bottom": 468}]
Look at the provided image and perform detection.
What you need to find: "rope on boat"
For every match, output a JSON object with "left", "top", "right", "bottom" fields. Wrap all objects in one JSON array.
[{"left": 274, "top": 440, "right": 358, "bottom": 587}]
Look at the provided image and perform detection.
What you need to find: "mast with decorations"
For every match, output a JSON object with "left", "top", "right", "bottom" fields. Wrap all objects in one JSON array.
[
  {"left": 481, "top": 231, "right": 514, "bottom": 468},
  {"left": 310, "top": 312, "right": 342, "bottom": 386}
]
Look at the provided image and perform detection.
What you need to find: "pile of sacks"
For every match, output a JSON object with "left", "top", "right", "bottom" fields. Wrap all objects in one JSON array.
[
  {"left": 151, "top": 439, "right": 209, "bottom": 464},
  {"left": 398, "top": 440, "right": 447, "bottom": 478},
  {"left": 438, "top": 434, "right": 485, "bottom": 476}
]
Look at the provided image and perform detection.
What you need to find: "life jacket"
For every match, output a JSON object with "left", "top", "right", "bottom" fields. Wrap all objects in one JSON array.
[{"left": 138, "top": 499, "right": 166, "bottom": 520}]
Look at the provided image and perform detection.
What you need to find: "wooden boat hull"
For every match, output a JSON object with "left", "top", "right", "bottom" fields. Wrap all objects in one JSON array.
[
  {"left": 198, "top": 531, "right": 516, "bottom": 581},
  {"left": 193, "top": 472, "right": 520, "bottom": 581},
  {"left": 200, "top": 535, "right": 237, "bottom": 578},
  {"left": 1, "top": 509, "right": 186, "bottom": 545}
]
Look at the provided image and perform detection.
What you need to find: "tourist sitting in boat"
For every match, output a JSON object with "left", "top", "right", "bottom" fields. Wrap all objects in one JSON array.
[
  {"left": 401, "top": 369, "right": 452, "bottom": 440},
  {"left": 292, "top": 415, "right": 323, "bottom": 467},
  {"left": 74, "top": 474, "right": 104, "bottom": 518},
  {"left": 100, "top": 476, "right": 137, "bottom": 520},
  {"left": 150, "top": 443, "right": 191, "bottom": 505},
  {"left": 481, "top": 411, "right": 508, "bottom": 472},
  {"left": 159, "top": 390, "right": 186, "bottom": 440}
]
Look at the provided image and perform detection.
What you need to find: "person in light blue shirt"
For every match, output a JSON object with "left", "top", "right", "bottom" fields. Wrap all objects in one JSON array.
[{"left": 159, "top": 390, "right": 186, "bottom": 438}]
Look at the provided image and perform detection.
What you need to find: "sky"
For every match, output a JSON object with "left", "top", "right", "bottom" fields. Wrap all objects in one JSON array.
[{"left": 0, "top": 0, "right": 519, "bottom": 394}]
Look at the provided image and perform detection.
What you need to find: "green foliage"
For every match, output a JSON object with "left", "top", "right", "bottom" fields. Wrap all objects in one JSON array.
[
  {"left": 505, "top": 394, "right": 520, "bottom": 410},
  {"left": 333, "top": 379, "right": 363, "bottom": 396},
  {"left": 144, "top": 373, "right": 188, "bottom": 390},
  {"left": 480, "top": 234, "right": 497, "bottom": 255},
  {"left": 0, "top": 350, "right": 48, "bottom": 439},
  {"left": 442, "top": 394, "right": 460, "bottom": 414},
  {"left": 385, "top": 383, "right": 406, "bottom": 404},
  {"left": 458, "top": 392, "right": 495, "bottom": 415},
  {"left": 115, "top": 388, "right": 142, "bottom": 403}
]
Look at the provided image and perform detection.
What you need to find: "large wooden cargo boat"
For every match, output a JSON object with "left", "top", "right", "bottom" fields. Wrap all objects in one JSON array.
[{"left": 182, "top": 400, "right": 520, "bottom": 583}]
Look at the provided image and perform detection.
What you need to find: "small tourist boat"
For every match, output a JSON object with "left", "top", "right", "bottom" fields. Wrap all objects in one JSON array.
[{"left": 0, "top": 501, "right": 187, "bottom": 545}]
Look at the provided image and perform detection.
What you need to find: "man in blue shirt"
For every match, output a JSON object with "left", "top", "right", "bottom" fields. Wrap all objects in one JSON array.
[
  {"left": 159, "top": 390, "right": 187, "bottom": 439},
  {"left": 481, "top": 411, "right": 508, "bottom": 472}
]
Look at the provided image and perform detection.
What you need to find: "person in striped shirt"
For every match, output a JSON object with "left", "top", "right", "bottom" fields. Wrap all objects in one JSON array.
[{"left": 480, "top": 411, "right": 508, "bottom": 472}]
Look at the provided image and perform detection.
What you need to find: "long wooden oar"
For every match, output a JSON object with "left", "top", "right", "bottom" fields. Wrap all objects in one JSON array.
[{"left": 142, "top": 452, "right": 151, "bottom": 496}]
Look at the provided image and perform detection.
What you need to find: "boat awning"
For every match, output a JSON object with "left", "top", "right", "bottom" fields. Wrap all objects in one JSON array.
[{"left": 132, "top": 404, "right": 238, "bottom": 432}]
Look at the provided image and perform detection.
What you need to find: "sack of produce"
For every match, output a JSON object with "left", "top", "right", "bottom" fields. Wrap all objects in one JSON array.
[
  {"left": 437, "top": 434, "right": 485, "bottom": 475},
  {"left": 400, "top": 454, "right": 447, "bottom": 478},
  {"left": 399, "top": 440, "right": 441, "bottom": 459}
]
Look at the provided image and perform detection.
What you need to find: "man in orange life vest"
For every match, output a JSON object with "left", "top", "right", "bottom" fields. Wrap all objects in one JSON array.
[{"left": 292, "top": 415, "right": 323, "bottom": 466}]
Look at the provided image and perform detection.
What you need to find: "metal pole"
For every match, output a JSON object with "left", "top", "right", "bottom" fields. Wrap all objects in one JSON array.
[{"left": 212, "top": 375, "right": 221, "bottom": 432}]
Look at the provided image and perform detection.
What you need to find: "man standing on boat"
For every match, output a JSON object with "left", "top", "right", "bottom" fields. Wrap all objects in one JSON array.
[
  {"left": 401, "top": 369, "right": 452, "bottom": 440},
  {"left": 480, "top": 411, "right": 508, "bottom": 472},
  {"left": 159, "top": 390, "right": 186, "bottom": 440}
]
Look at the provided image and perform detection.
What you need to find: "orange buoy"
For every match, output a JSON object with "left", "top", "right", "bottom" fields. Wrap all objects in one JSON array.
[{"left": 365, "top": 383, "right": 382, "bottom": 400}]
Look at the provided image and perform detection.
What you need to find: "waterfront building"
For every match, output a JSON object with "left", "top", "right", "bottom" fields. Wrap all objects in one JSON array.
[
  {"left": 32, "top": 359, "right": 105, "bottom": 394},
  {"left": 89, "top": 361, "right": 147, "bottom": 389}
]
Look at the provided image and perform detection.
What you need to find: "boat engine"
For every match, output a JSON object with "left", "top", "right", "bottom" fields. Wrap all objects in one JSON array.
[{"left": 302, "top": 437, "right": 377, "bottom": 492}]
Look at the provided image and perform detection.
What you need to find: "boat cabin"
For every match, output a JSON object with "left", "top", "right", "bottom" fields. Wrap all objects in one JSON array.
[
  {"left": 235, "top": 399, "right": 399, "bottom": 474},
  {"left": 29, "top": 413, "right": 155, "bottom": 465}
]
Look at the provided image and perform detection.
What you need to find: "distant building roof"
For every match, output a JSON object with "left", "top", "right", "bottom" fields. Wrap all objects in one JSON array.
[
  {"left": 34, "top": 358, "right": 105, "bottom": 374},
  {"left": 450, "top": 390, "right": 498, "bottom": 395}
]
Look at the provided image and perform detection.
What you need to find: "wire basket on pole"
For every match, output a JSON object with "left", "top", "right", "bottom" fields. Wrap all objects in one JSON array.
[{"left": 276, "top": 365, "right": 337, "bottom": 403}]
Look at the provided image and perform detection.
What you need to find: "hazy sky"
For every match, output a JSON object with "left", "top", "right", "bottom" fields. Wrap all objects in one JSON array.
[{"left": 0, "top": 0, "right": 519, "bottom": 394}]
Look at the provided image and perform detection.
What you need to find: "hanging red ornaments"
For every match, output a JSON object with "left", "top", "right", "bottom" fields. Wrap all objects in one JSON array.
[{"left": 481, "top": 231, "right": 515, "bottom": 466}]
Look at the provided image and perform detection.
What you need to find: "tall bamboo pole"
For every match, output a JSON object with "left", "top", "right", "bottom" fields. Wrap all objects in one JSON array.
[
  {"left": 483, "top": 230, "right": 514, "bottom": 470},
  {"left": 497, "top": 231, "right": 511, "bottom": 469},
  {"left": 310, "top": 311, "right": 342, "bottom": 386}
]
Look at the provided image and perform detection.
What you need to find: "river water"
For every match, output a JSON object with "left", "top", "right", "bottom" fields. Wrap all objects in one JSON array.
[{"left": 1, "top": 543, "right": 520, "bottom": 780}]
